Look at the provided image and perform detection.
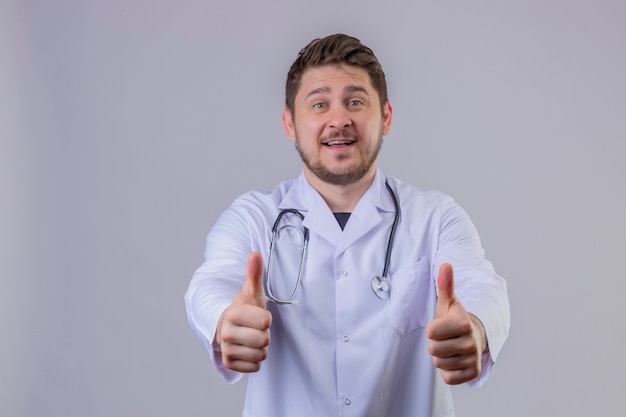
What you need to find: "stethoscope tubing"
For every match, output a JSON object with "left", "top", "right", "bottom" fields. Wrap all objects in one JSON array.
[
  {"left": 382, "top": 180, "right": 400, "bottom": 280},
  {"left": 266, "top": 180, "right": 399, "bottom": 304},
  {"left": 266, "top": 209, "right": 309, "bottom": 304}
]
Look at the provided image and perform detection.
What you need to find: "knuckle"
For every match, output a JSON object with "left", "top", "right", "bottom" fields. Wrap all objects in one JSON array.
[
  {"left": 427, "top": 340, "right": 436, "bottom": 356},
  {"left": 459, "top": 319, "right": 473, "bottom": 334},
  {"left": 220, "top": 324, "right": 237, "bottom": 344},
  {"left": 222, "top": 353, "right": 235, "bottom": 368},
  {"left": 260, "top": 332, "right": 271, "bottom": 347},
  {"left": 432, "top": 356, "right": 441, "bottom": 369},
  {"left": 441, "top": 371, "right": 455, "bottom": 385}
]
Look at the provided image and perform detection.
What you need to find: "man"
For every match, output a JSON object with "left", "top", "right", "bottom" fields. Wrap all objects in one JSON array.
[{"left": 185, "top": 33, "right": 510, "bottom": 416}]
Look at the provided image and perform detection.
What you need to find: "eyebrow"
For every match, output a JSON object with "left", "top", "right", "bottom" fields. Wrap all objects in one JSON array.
[{"left": 305, "top": 85, "right": 370, "bottom": 100}]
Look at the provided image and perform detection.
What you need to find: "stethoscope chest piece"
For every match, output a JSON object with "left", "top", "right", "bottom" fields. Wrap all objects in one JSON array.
[{"left": 371, "top": 276, "right": 390, "bottom": 300}]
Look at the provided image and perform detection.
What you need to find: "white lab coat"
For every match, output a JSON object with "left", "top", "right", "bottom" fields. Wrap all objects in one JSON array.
[{"left": 185, "top": 168, "right": 510, "bottom": 417}]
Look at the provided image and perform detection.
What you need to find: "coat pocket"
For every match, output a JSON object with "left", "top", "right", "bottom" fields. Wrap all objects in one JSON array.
[{"left": 387, "top": 257, "right": 436, "bottom": 337}]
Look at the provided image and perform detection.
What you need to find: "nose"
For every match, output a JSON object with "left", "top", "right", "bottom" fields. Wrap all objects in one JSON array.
[{"left": 327, "top": 106, "right": 352, "bottom": 129}]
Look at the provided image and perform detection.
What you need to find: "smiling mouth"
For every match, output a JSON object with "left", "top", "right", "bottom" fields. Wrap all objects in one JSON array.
[{"left": 325, "top": 140, "right": 355, "bottom": 146}]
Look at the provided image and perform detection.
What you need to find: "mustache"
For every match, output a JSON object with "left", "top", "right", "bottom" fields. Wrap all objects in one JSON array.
[{"left": 323, "top": 128, "right": 360, "bottom": 141}]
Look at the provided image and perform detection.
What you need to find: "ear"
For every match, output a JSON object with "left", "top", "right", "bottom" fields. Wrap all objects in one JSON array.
[
  {"left": 381, "top": 100, "right": 393, "bottom": 135},
  {"left": 282, "top": 106, "right": 296, "bottom": 141}
]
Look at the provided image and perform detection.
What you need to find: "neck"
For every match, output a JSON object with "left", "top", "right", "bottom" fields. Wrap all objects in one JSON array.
[{"left": 303, "top": 166, "right": 377, "bottom": 213}]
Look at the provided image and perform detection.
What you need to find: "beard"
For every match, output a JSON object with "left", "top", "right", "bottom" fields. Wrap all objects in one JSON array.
[{"left": 294, "top": 128, "right": 383, "bottom": 186}]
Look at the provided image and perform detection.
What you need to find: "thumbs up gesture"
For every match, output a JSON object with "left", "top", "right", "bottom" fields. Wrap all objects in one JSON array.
[
  {"left": 215, "top": 252, "right": 272, "bottom": 373},
  {"left": 426, "top": 263, "right": 488, "bottom": 385}
]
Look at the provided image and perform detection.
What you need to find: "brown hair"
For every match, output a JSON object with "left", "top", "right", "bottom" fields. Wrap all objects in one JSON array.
[{"left": 285, "top": 33, "right": 388, "bottom": 112}]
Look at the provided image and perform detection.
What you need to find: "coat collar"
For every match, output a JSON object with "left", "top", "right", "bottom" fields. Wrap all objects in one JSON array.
[{"left": 277, "top": 168, "right": 397, "bottom": 254}]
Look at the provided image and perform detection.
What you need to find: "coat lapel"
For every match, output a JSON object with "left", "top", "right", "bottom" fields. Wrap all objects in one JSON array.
[
  {"left": 277, "top": 170, "right": 396, "bottom": 257},
  {"left": 278, "top": 173, "right": 342, "bottom": 245}
]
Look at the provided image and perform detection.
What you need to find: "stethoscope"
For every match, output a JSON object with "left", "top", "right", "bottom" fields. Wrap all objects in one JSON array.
[{"left": 265, "top": 180, "right": 400, "bottom": 305}]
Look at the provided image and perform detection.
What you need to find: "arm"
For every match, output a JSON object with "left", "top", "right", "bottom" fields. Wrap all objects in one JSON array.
[
  {"left": 426, "top": 198, "right": 510, "bottom": 386},
  {"left": 184, "top": 205, "right": 272, "bottom": 382}
]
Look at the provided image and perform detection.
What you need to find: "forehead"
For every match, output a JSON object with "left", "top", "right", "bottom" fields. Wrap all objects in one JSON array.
[{"left": 297, "top": 64, "right": 375, "bottom": 97}]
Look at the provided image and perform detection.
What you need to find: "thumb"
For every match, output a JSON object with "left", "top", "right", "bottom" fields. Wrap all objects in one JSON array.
[
  {"left": 436, "top": 263, "right": 457, "bottom": 318},
  {"left": 241, "top": 252, "right": 266, "bottom": 308}
]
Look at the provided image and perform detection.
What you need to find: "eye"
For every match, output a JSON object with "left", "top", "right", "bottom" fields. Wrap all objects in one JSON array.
[
  {"left": 313, "top": 102, "right": 326, "bottom": 109},
  {"left": 348, "top": 100, "right": 363, "bottom": 107}
]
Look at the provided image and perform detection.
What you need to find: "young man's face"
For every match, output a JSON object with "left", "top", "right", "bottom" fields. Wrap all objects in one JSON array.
[{"left": 283, "top": 64, "right": 392, "bottom": 187}]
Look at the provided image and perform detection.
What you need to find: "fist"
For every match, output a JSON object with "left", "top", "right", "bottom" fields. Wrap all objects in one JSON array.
[
  {"left": 426, "top": 263, "right": 487, "bottom": 385},
  {"left": 215, "top": 252, "right": 272, "bottom": 373}
]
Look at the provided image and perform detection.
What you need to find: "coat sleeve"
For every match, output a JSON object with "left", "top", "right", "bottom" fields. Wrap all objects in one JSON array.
[
  {"left": 432, "top": 196, "right": 511, "bottom": 387},
  {"left": 184, "top": 204, "right": 257, "bottom": 384}
]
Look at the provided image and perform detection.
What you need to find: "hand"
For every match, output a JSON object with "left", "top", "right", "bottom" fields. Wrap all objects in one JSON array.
[
  {"left": 426, "top": 263, "right": 487, "bottom": 385},
  {"left": 215, "top": 252, "right": 272, "bottom": 373}
]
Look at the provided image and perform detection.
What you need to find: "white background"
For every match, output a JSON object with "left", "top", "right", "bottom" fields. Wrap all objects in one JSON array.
[{"left": 2, "top": 1, "right": 625, "bottom": 416}]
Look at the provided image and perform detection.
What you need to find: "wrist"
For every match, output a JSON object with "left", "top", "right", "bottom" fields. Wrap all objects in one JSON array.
[
  {"left": 214, "top": 310, "right": 226, "bottom": 347},
  {"left": 469, "top": 313, "right": 488, "bottom": 353}
]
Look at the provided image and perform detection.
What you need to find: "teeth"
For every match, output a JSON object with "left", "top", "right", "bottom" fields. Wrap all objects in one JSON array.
[{"left": 327, "top": 140, "right": 353, "bottom": 146}]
